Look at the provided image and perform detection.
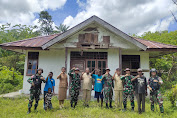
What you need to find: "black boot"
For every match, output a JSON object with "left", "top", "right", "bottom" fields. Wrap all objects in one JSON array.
[
  {"left": 131, "top": 107, "right": 134, "bottom": 112},
  {"left": 123, "top": 106, "right": 126, "bottom": 112},
  {"left": 34, "top": 106, "right": 37, "bottom": 111},
  {"left": 109, "top": 102, "right": 113, "bottom": 108},
  {"left": 27, "top": 108, "right": 31, "bottom": 114},
  {"left": 74, "top": 102, "right": 77, "bottom": 108},
  {"left": 106, "top": 103, "right": 109, "bottom": 109},
  {"left": 71, "top": 103, "right": 73, "bottom": 108}
]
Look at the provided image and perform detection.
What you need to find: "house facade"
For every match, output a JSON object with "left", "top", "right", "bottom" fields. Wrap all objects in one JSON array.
[{"left": 1, "top": 16, "right": 177, "bottom": 94}]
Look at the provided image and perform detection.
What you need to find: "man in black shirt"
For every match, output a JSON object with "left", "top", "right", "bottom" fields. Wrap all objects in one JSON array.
[
  {"left": 131, "top": 68, "right": 147, "bottom": 114},
  {"left": 27, "top": 68, "right": 45, "bottom": 114}
]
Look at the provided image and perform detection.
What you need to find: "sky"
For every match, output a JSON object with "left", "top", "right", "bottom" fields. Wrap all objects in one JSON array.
[{"left": 1, "top": 0, "right": 177, "bottom": 35}]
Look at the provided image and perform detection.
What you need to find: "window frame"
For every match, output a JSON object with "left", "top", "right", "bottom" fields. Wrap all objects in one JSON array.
[{"left": 26, "top": 52, "right": 39, "bottom": 76}]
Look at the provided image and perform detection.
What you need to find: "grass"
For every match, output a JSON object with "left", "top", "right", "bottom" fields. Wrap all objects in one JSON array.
[{"left": 0, "top": 96, "right": 176, "bottom": 118}]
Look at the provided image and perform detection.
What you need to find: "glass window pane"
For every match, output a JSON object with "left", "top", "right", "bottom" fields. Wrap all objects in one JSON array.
[
  {"left": 92, "top": 61, "right": 95, "bottom": 67},
  {"left": 32, "top": 60, "right": 37, "bottom": 69},
  {"left": 103, "top": 61, "right": 106, "bottom": 68},
  {"left": 98, "top": 61, "right": 101, "bottom": 68},
  {"left": 87, "top": 61, "right": 91, "bottom": 67},
  {"left": 28, "top": 65, "right": 32, "bottom": 69},
  {"left": 32, "top": 69, "right": 36, "bottom": 75},
  {"left": 27, "top": 69, "right": 32, "bottom": 75}
]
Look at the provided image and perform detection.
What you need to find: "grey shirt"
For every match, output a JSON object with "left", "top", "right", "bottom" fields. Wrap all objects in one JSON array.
[{"left": 135, "top": 76, "right": 147, "bottom": 94}]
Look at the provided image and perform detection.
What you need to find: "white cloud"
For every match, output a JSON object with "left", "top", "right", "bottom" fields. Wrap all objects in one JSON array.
[
  {"left": 63, "top": 0, "right": 177, "bottom": 35},
  {"left": 0, "top": 0, "right": 67, "bottom": 25}
]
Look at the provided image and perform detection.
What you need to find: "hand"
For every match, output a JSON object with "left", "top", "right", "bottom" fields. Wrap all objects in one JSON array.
[
  {"left": 32, "top": 82, "right": 35, "bottom": 87},
  {"left": 72, "top": 67, "right": 75, "bottom": 70},
  {"left": 41, "top": 77, "right": 45, "bottom": 80},
  {"left": 149, "top": 87, "right": 153, "bottom": 92},
  {"left": 82, "top": 72, "right": 84, "bottom": 75},
  {"left": 153, "top": 80, "right": 158, "bottom": 82},
  {"left": 101, "top": 89, "right": 104, "bottom": 94},
  {"left": 136, "top": 75, "right": 140, "bottom": 78},
  {"left": 125, "top": 74, "right": 129, "bottom": 77}
]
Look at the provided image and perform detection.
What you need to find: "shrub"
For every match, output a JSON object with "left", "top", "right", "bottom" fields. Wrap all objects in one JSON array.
[
  {"left": 166, "top": 84, "right": 177, "bottom": 107},
  {"left": 0, "top": 66, "right": 23, "bottom": 94}
]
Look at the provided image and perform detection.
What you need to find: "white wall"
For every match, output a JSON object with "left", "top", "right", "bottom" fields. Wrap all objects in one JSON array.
[{"left": 22, "top": 49, "right": 65, "bottom": 94}]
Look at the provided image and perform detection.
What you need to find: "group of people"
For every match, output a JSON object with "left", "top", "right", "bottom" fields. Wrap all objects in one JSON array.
[{"left": 27, "top": 66, "right": 164, "bottom": 114}]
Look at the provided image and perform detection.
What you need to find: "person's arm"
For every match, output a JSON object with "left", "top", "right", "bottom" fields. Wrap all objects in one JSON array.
[
  {"left": 131, "top": 75, "right": 139, "bottom": 82},
  {"left": 57, "top": 73, "right": 62, "bottom": 79},
  {"left": 81, "top": 72, "right": 84, "bottom": 80},
  {"left": 52, "top": 79, "right": 55, "bottom": 94},
  {"left": 68, "top": 69, "right": 74, "bottom": 77},
  {"left": 158, "top": 77, "right": 163, "bottom": 85},
  {"left": 41, "top": 76, "right": 46, "bottom": 83},
  {"left": 112, "top": 72, "right": 116, "bottom": 80},
  {"left": 145, "top": 77, "right": 148, "bottom": 96},
  {"left": 147, "top": 78, "right": 152, "bottom": 91},
  {"left": 27, "top": 75, "right": 34, "bottom": 84},
  {"left": 90, "top": 69, "right": 95, "bottom": 76}
]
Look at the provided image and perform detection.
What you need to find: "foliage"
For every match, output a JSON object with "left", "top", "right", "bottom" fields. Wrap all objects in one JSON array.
[
  {"left": 38, "top": 11, "right": 54, "bottom": 35},
  {"left": 0, "top": 66, "right": 23, "bottom": 94},
  {"left": 55, "top": 24, "right": 70, "bottom": 33},
  {"left": 0, "top": 97, "right": 177, "bottom": 118},
  {"left": 165, "top": 84, "right": 177, "bottom": 107}
]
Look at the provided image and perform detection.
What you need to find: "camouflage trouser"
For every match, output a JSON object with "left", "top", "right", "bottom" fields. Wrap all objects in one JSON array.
[
  {"left": 104, "top": 87, "right": 113, "bottom": 103},
  {"left": 28, "top": 89, "right": 41, "bottom": 109},
  {"left": 123, "top": 89, "right": 134, "bottom": 108},
  {"left": 150, "top": 90, "right": 164, "bottom": 112},
  {"left": 70, "top": 89, "right": 80, "bottom": 104}
]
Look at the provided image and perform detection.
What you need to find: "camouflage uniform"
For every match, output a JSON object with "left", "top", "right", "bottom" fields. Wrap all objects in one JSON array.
[
  {"left": 68, "top": 70, "right": 81, "bottom": 107},
  {"left": 27, "top": 74, "right": 45, "bottom": 110},
  {"left": 148, "top": 76, "right": 164, "bottom": 113},
  {"left": 102, "top": 74, "right": 113, "bottom": 104},
  {"left": 121, "top": 75, "right": 135, "bottom": 109}
]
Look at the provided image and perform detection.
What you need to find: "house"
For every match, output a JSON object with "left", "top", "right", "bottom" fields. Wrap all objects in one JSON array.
[{"left": 1, "top": 15, "right": 177, "bottom": 94}]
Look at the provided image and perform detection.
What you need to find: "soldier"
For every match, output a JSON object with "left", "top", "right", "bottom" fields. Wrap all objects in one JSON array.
[
  {"left": 68, "top": 67, "right": 81, "bottom": 108},
  {"left": 131, "top": 68, "right": 147, "bottom": 114},
  {"left": 148, "top": 68, "right": 164, "bottom": 113},
  {"left": 27, "top": 68, "right": 45, "bottom": 114},
  {"left": 81, "top": 68, "right": 93, "bottom": 107},
  {"left": 121, "top": 68, "right": 135, "bottom": 111},
  {"left": 102, "top": 68, "right": 113, "bottom": 109}
]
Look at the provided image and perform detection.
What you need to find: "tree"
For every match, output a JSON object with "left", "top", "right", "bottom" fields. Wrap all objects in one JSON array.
[
  {"left": 38, "top": 11, "right": 54, "bottom": 35},
  {"left": 55, "top": 24, "right": 70, "bottom": 33}
]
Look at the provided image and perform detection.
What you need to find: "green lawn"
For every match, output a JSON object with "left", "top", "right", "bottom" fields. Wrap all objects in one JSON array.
[{"left": 0, "top": 96, "right": 176, "bottom": 118}]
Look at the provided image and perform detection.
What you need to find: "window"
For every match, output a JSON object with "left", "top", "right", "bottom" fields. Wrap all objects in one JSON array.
[
  {"left": 27, "top": 52, "right": 39, "bottom": 76},
  {"left": 122, "top": 55, "right": 140, "bottom": 76}
]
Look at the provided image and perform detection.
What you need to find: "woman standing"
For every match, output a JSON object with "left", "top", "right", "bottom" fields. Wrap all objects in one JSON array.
[{"left": 57, "top": 67, "right": 68, "bottom": 109}]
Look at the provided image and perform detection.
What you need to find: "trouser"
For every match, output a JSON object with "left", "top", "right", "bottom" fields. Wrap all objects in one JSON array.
[
  {"left": 104, "top": 87, "right": 113, "bottom": 103},
  {"left": 137, "top": 93, "right": 145, "bottom": 112},
  {"left": 150, "top": 90, "right": 164, "bottom": 112},
  {"left": 44, "top": 101, "right": 52, "bottom": 110},
  {"left": 70, "top": 89, "right": 80, "bottom": 105},
  {"left": 28, "top": 89, "right": 41, "bottom": 109},
  {"left": 82, "top": 89, "right": 91, "bottom": 105},
  {"left": 43, "top": 91, "right": 53, "bottom": 109},
  {"left": 123, "top": 90, "right": 134, "bottom": 109},
  {"left": 114, "top": 90, "right": 123, "bottom": 109}
]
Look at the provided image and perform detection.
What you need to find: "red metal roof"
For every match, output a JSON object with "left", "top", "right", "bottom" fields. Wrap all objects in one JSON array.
[
  {"left": 0, "top": 33, "right": 177, "bottom": 51},
  {"left": 133, "top": 37, "right": 177, "bottom": 49},
  {"left": 0, "top": 33, "right": 60, "bottom": 48}
]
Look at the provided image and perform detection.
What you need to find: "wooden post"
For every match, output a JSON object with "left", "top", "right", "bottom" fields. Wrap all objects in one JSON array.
[
  {"left": 119, "top": 48, "right": 122, "bottom": 73},
  {"left": 65, "top": 47, "right": 68, "bottom": 71}
]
